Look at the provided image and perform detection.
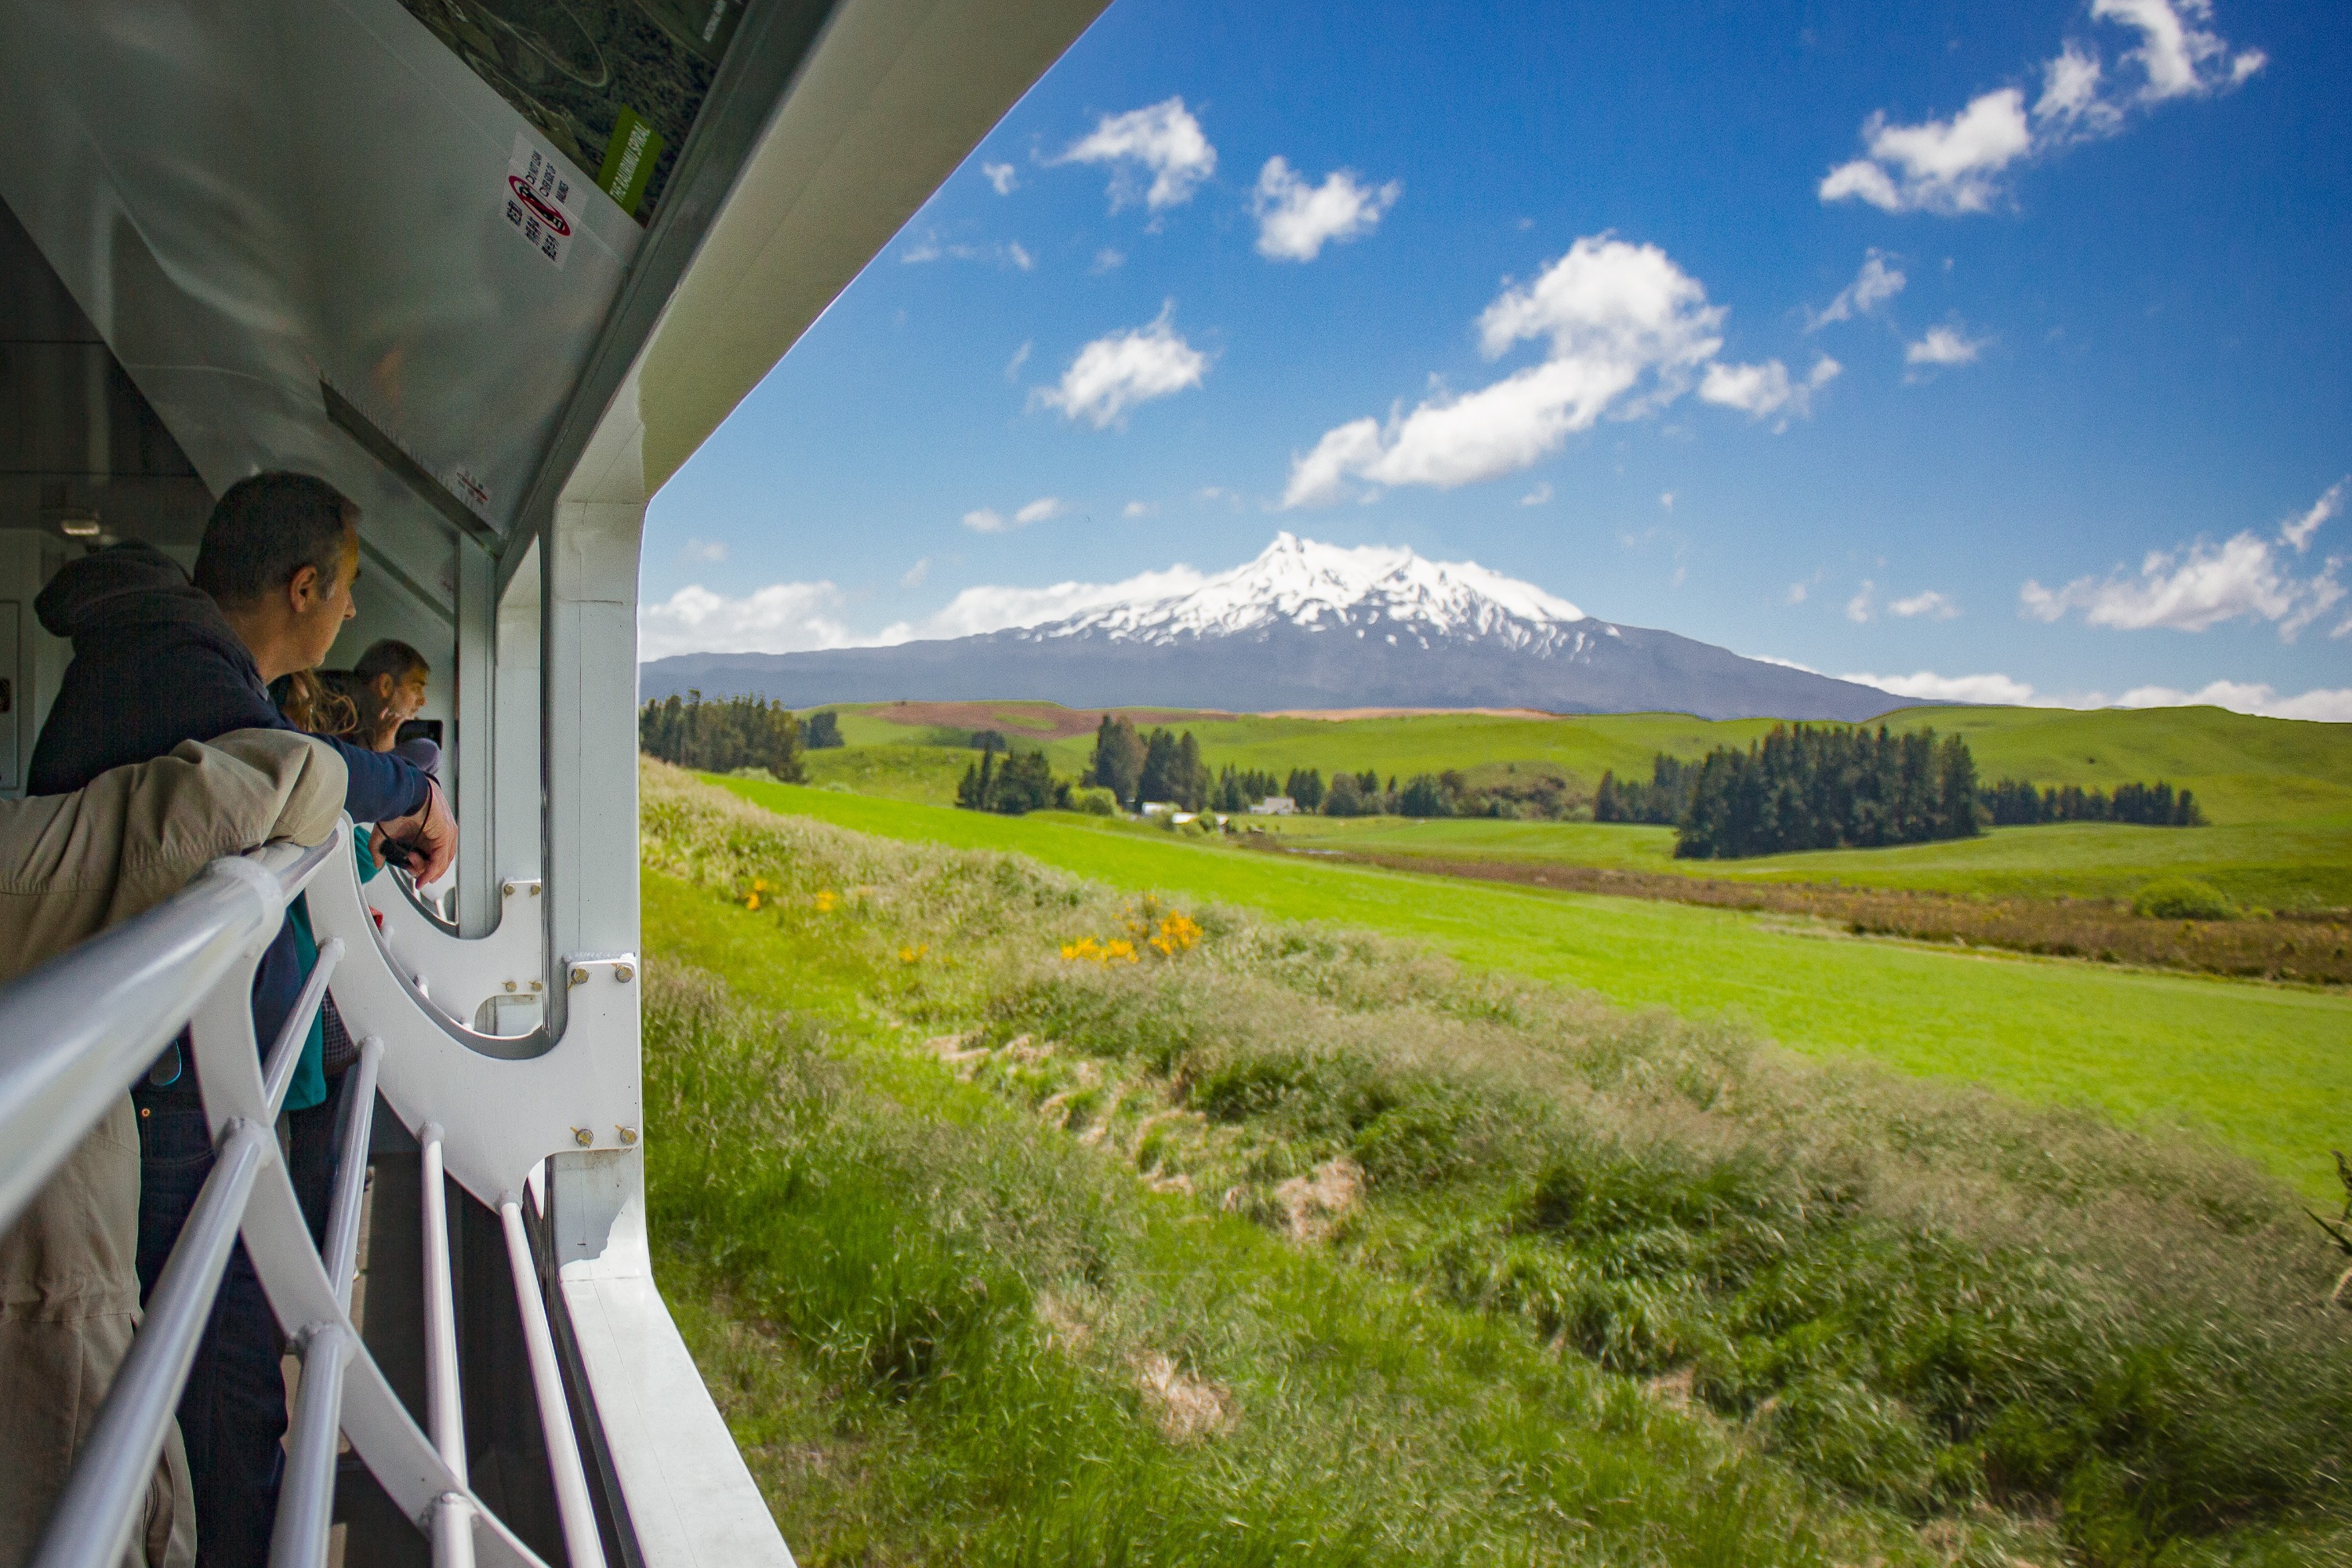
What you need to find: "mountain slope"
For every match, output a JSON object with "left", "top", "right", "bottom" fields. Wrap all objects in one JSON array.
[{"left": 643, "top": 534, "right": 1910, "bottom": 721}]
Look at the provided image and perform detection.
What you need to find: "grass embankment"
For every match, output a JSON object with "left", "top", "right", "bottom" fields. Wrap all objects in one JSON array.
[
  {"left": 713, "top": 775, "right": 2352, "bottom": 1203},
  {"left": 644, "top": 764, "right": 2352, "bottom": 1565}
]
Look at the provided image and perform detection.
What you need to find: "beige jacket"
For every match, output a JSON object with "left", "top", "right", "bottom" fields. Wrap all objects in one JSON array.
[{"left": 0, "top": 730, "right": 346, "bottom": 1568}]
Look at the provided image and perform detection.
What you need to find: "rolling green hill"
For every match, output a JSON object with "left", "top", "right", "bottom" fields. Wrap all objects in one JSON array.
[
  {"left": 784, "top": 701, "right": 2352, "bottom": 905},
  {"left": 708, "top": 775, "right": 2352, "bottom": 1203}
]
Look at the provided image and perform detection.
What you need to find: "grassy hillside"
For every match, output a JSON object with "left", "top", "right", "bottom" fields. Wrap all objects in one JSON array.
[
  {"left": 711, "top": 776, "right": 2351, "bottom": 1203},
  {"left": 787, "top": 702, "right": 2352, "bottom": 906},
  {"left": 645, "top": 765, "right": 2352, "bottom": 1564},
  {"left": 812, "top": 699, "right": 2352, "bottom": 826}
]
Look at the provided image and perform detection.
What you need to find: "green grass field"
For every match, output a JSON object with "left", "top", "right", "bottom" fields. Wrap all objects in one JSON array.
[
  {"left": 713, "top": 775, "right": 2352, "bottom": 1202},
  {"left": 790, "top": 701, "right": 2352, "bottom": 907},
  {"left": 647, "top": 767, "right": 2352, "bottom": 1562},
  {"left": 815, "top": 699, "right": 2352, "bottom": 826}
]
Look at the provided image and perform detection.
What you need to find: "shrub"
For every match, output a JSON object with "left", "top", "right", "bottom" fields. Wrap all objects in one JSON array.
[
  {"left": 1069, "top": 786, "right": 1118, "bottom": 816},
  {"left": 2134, "top": 877, "right": 2238, "bottom": 921}
]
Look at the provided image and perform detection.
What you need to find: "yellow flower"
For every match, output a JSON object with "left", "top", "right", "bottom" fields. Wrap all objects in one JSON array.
[
  {"left": 742, "top": 891, "right": 761, "bottom": 911},
  {"left": 898, "top": 944, "right": 928, "bottom": 964},
  {"left": 814, "top": 889, "right": 839, "bottom": 913},
  {"left": 753, "top": 878, "right": 769, "bottom": 892}
]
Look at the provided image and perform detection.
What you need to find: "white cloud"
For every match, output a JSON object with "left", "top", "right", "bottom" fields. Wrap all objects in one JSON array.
[
  {"left": 1033, "top": 303, "right": 1210, "bottom": 428},
  {"left": 2119, "top": 681, "right": 2352, "bottom": 722},
  {"left": 981, "top": 161, "right": 1019, "bottom": 195},
  {"left": 1889, "top": 588, "right": 1961, "bottom": 619},
  {"left": 1785, "top": 582, "right": 1809, "bottom": 604},
  {"left": 1251, "top": 157, "right": 1401, "bottom": 261},
  {"left": 1841, "top": 667, "right": 2352, "bottom": 720},
  {"left": 1519, "top": 481, "right": 1553, "bottom": 506},
  {"left": 902, "top": 234, "right": 1033, "bottom": 270},
  {"left": 1121, "top": 500, "right": 1155, "bottom": 519},
  {"left": 1283, "top": 236, "right": 1726, "bottom": 507},
  {"left": 1057, "top": 98, "right": 1216, "bottom": 213},
  {"left": 680, "top": 537, "right": 728, "bottom": 563},
  {"left": 638, "top": 580, "right": 854, "bottom": 661},
  {"left": 1660, "top": 492, "right": 1675, "bottom": 511},
  {"left": 1808, "top": 251, "right": 1907, "bottom": 328},
  {"left": 1822, "top": 2, "right": 2265, "bottom": 216},
  {"left": 962, "top": 496, "right": 1065, "bottom": 534},
  {"left": 1091, "top": 247, "right": 1126, "bottom": 273},
  {"left": 1906, "top": 325, "right": 1984, "bottom": 368},
  {"left": 1820, "top": 89, "right": 2033, "bottom": 215},
  {"left": 2281, "top": 478, "right": 2345, "bottom": 552},
  {"left": 1846, "top": 669, "right": 2046, "bottom": 705},
  {"left": 1004, "top": 340, "right": 1031, "bottom": 381},
  {"left": 899, "top": 557, "right": 931, "bottom": 589},
  {"left": 1699, "top": 355, "right": 1841, "bottom": 423},
  {"left": 2021, "top": 487, "right": 2346, "bottom": 640},
  {"left": 884, "top": 565, "right": 1210, "bottom": 643},
  {"left": 1846, "top": 581, "right": 1876, "bottom": 622}
]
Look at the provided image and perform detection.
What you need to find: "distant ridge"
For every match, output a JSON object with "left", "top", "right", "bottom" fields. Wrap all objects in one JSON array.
[{"left": 643, "top": 533, "right": 1912, "bottom": 722}]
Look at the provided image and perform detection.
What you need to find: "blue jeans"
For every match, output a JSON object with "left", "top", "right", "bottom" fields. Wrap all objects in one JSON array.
[{"left": 134, "top": 1090, "right": 339, "bottom": 1566}]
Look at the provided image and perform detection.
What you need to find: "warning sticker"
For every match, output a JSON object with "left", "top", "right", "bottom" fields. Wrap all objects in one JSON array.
[{"left": 502, "top": 132, "right": 581, "bottom": 269}]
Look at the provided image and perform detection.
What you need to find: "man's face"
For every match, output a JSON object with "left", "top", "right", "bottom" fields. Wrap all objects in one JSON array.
[
  {"left": 379, "top": 666, "right": 428, "bottom": 723},
  {"left": 290, "top": 523, "right": 361, "bottom": 670}
]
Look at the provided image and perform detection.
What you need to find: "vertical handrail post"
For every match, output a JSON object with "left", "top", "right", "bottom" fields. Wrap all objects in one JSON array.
[
  {"left": 499, "top": 1196, "right": 607, "bottom": 1568},
  {"left": 27, "top": 1120, "right": 274, "bottom": 1568}
]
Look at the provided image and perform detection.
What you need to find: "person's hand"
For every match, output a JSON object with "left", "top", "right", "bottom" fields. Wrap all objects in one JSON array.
[{"left": 372, "top": 778, "right": 456, "bottom": 887}]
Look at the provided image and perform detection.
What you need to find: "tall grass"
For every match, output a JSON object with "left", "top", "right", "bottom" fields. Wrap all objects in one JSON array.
[{"left": 641, "top": 761, "right": 2352, "bottom": 1564}]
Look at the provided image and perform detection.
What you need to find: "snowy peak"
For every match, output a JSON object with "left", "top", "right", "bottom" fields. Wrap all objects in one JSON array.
[{"left": 1034, "top": 532, "right": 1592, "bottom": 652}]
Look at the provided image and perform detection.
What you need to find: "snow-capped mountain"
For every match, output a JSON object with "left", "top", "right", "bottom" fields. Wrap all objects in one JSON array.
[
  {"left": 642, "top": 535, "right": 1911, "bottom": 722},
  {"left": 1038, "top": 533, "right": 1588, "bottom": 652}
]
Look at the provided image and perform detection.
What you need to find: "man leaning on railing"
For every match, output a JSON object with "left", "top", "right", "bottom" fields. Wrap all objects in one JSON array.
[
  {"left": 24, "top": 472, "right": 456, "bottom": 1567},
  {"left": 0, "top": 730, "right": 348, "bottom": 1566}
]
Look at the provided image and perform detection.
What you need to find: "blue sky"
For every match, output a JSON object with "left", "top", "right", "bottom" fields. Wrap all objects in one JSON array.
[{"left": 640, "top": 0, "right": 2351, "bottom": 718}]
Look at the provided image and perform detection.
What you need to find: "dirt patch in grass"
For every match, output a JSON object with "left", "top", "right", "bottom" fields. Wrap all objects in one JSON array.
[{"left": 860, "top": 700, "right": 1226, "bottom": 741}]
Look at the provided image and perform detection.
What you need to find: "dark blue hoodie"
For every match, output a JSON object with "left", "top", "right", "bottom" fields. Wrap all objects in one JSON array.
[{"left": 31, "top": 542, "right": 431, "bottom": 1095}]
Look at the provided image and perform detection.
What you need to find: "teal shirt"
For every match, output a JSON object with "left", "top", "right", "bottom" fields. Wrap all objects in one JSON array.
[{"left": 281, "top": 837, "right": 382, "bottom": 1113}]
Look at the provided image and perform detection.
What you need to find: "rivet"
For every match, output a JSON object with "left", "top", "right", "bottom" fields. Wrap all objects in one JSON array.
[
  {"left": 502, "top": 880, "right": 515, "bottom": 897},
  {"left": 529, "top": 884, "right": 541, "bottom": 896},
  {"left": 616, "top": 1126, "right": 637, "bottom": 1145},
  {"left": 614, "top": 963, "right": 634, "bottom": 983},
  {"left": 572, "top": 1127, "right": 593, "bottom": 1147},
  {"left": 503, "top": 980, "right": 517, "bottom": 993},
  {"left": 529, "top": 979, "right": 543, "bottom": 993},
  {"left": 570, "top": 966, "right": 588, "bottom": 986}
]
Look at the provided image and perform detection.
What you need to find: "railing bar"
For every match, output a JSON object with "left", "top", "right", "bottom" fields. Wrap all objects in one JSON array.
[
  {"left": 419, "top": 1123, "right": 468, "bottom": 1484},
  {"left": 273, "top": 835, "right": 340, "bottom": 902},
  {"left": 499, "top": 1200, "right": 608, "bottom": 1568},
  {"left": 322, "top": 1037, "right": 383, "bottom": 1311},
  {"left": 431, "top": 1494, "right": 477, "bottom": 1568},
  {"left": 27, "top": 1120, "right": 273, "bottom": 1568},
  {"left": 261, "top": 938, "right": 345, "bottom": 1120},
  {"left": 267, "top": 1324, "right": 348, "bottom": 1568},
  {"left": 0, "top": 855, "right": 288, "bottom": 1236}
]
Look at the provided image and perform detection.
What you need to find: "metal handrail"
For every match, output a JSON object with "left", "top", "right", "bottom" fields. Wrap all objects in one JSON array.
[
  {"left": 30, "top": 1120, "right": 274, "bottom": 1568},
  {"left": 0, "top": 837, "right": 332, "bottom": 1236},
  {"left": 5, "top": 828, "right": 567, "bottom": 1567}
]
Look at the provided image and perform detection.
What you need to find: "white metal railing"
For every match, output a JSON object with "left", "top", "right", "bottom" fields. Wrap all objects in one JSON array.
[{"left": 0, "top": 822, "right": 606, "bottom": 1568}]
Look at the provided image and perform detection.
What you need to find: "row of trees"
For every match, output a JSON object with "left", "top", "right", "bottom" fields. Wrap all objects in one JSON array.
[
  {"left": 1671, "top": 724, "right": 1982, "bottom": 860},
  {"left": 1982, "top": 778, "right": 2202, "bottom": 826},
  {"left": 1593, "top": 755, "right": 1695, "bottom": 825},
  {"left": 1089, "top": 716, "right": 1220, "bottom": 809},
  {"left": 956, "top": 739, "right": 1066, "bottom": 815},
  {"left": 638, "top": 691, "right": 804, "bottom": 781}
]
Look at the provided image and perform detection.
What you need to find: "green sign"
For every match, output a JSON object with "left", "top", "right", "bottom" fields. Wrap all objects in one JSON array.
[{"left": 597, "top": 107, "right": 663, "bottom": 219}]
